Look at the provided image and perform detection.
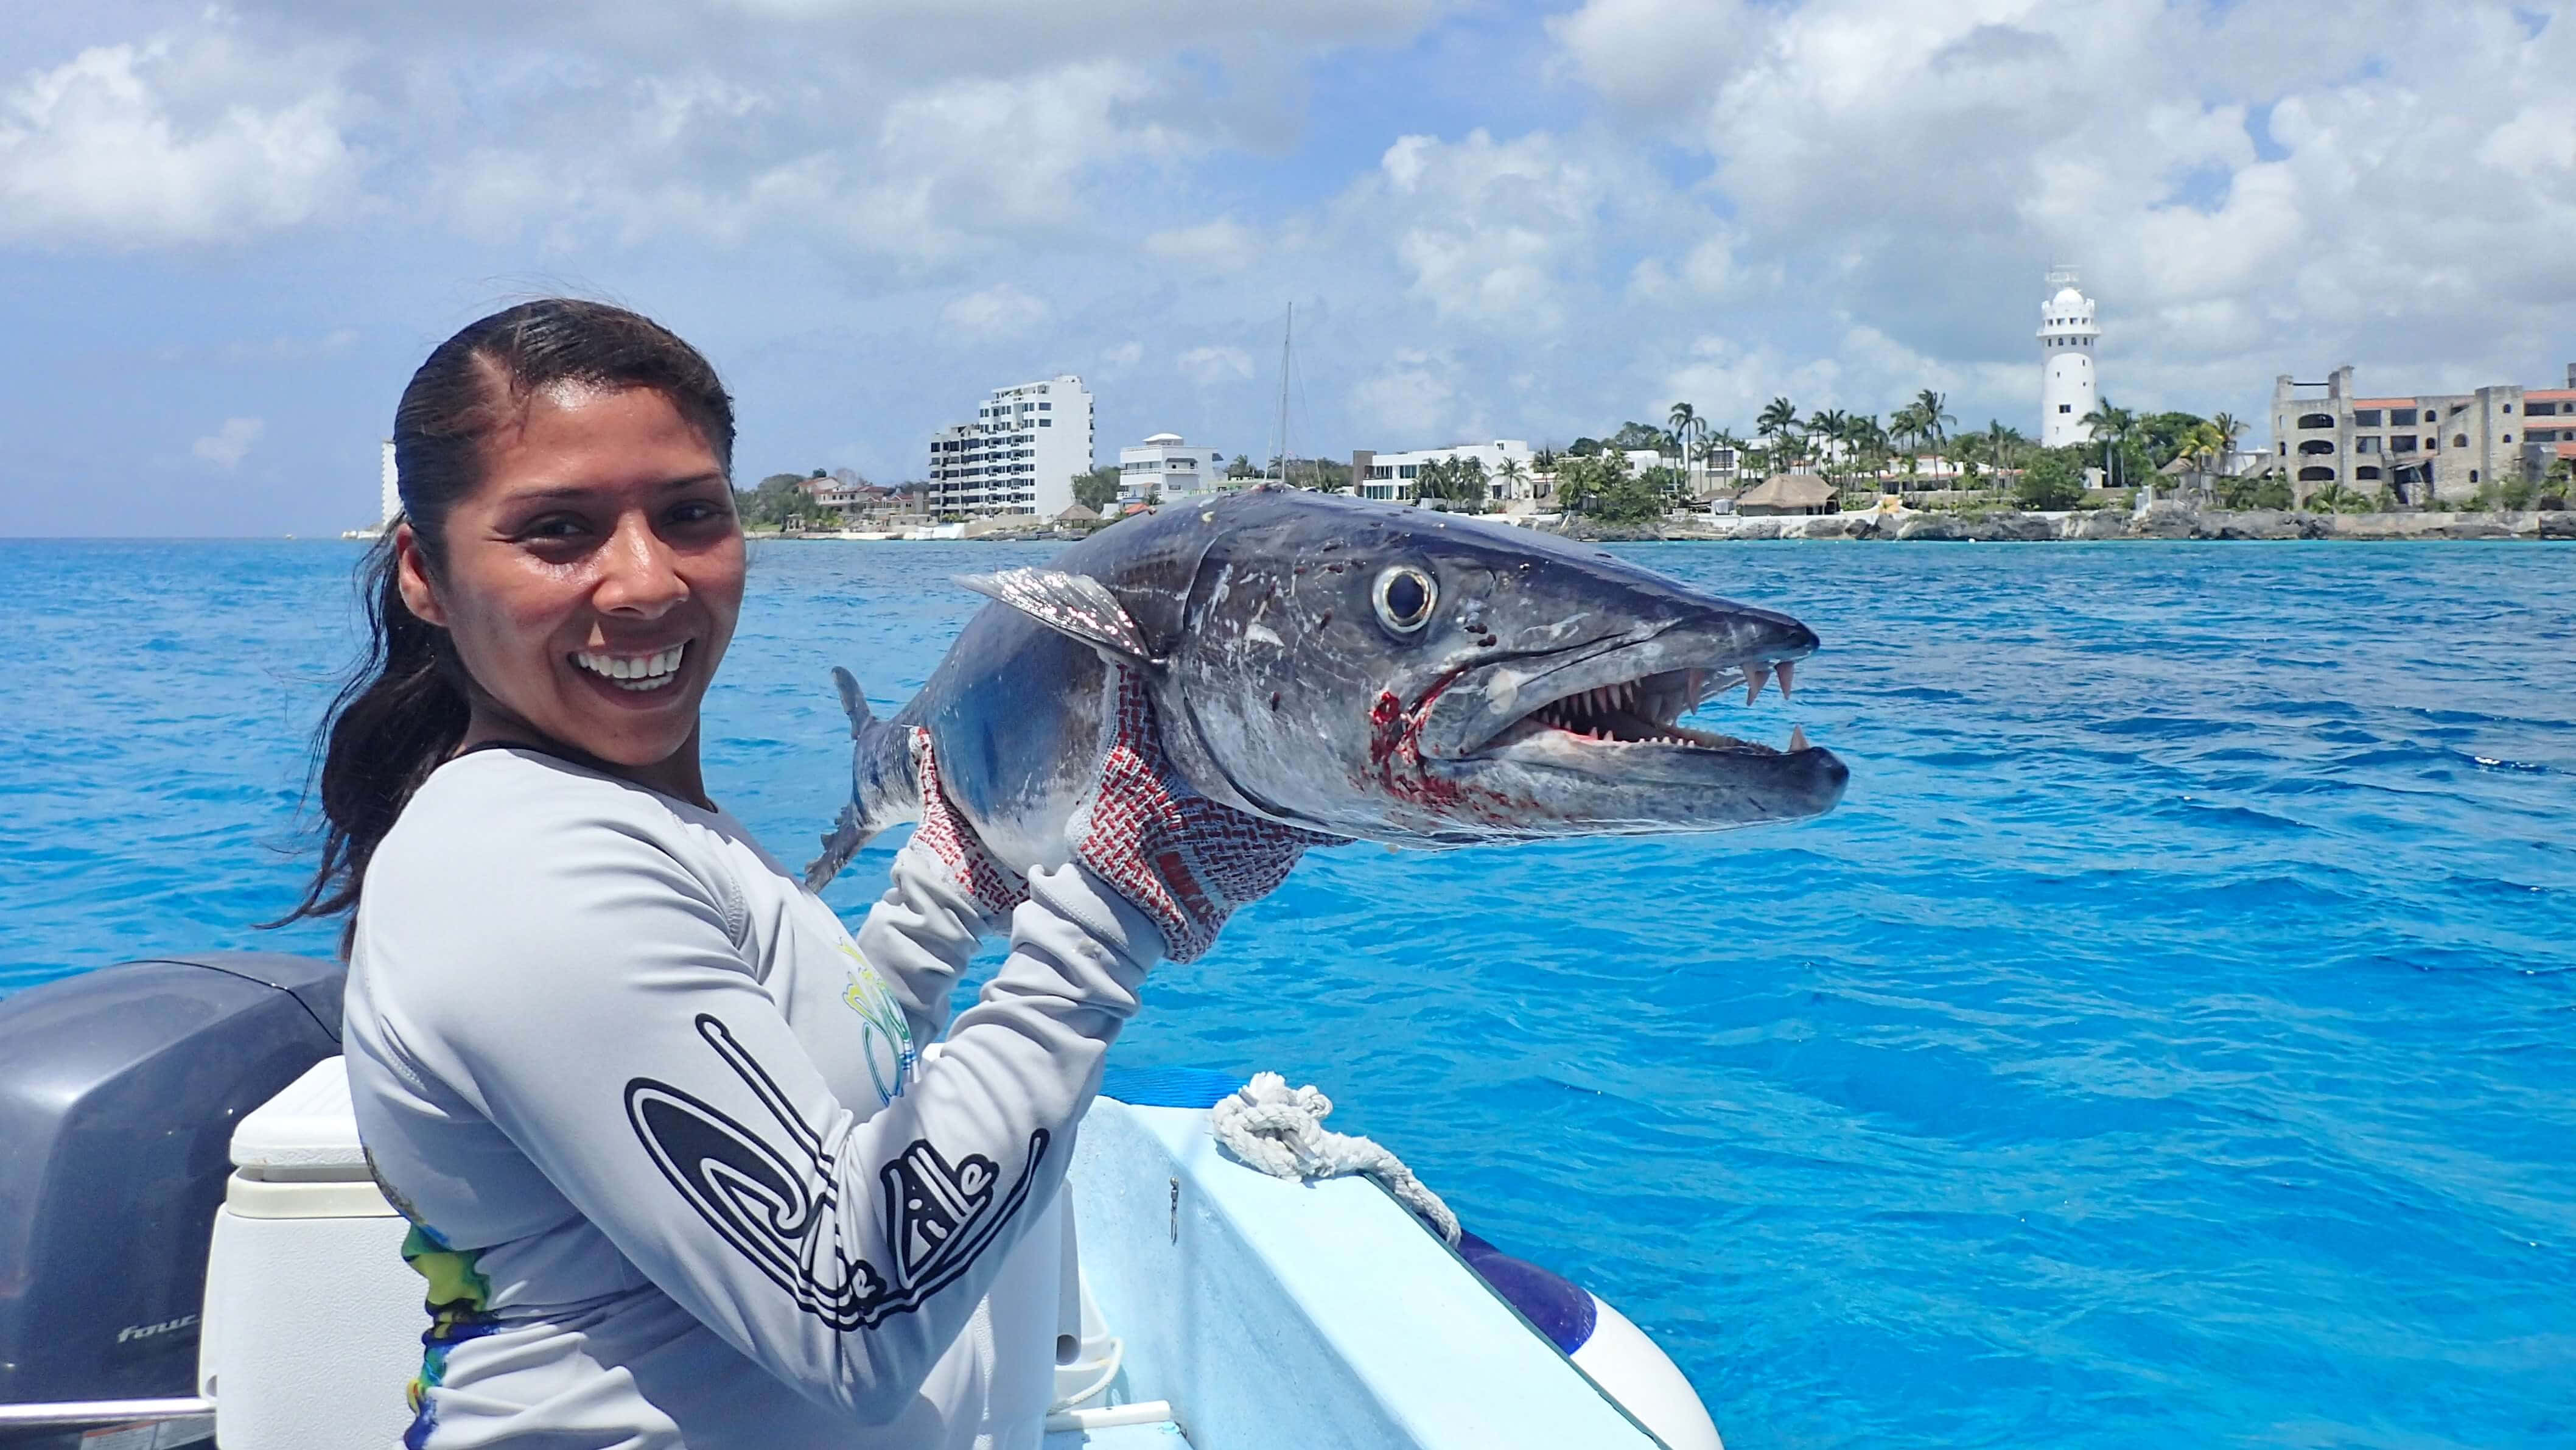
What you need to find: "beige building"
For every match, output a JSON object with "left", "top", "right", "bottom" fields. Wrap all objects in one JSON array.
[{"left": 2270, "top": 363, "right": 2576, "bottom": 506}]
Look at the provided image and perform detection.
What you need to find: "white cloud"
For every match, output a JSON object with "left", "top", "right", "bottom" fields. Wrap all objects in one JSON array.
[
  {"left": 0, "top": 27, "right": 360, "bottom": 247},
  {"left": 192, "top": 417, "right": 264, "bottom": 470},
  {"left": 1550, "top": 0, "right": 2576, "bottom": 426},
  {"left": 1546, "top": 0, "right": 1757, "bottom": 115},
  {"left": 1365, "top": 128, "right": 1654, "bottom": 331},
  {"left": 940, "top": 283, "right": 1048, "bottom": 338},
  {"left": 1177, "top": 345, "right": 1254, "bottom": 385},
  {"left": 1352, "top": 349, "right": 1474, "bottom": 441},
  {"left": 1145, "top": 217, "right": 1256, "bottom": 270},
  {"left": 1630, "top": 232, "right": 1746, "bottom": 301},
  {"left": 1101, "top": 340, "right": 1144, "bottom": 369}
]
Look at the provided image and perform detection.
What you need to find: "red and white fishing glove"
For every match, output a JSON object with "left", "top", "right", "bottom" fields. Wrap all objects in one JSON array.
[
  {"left": 907, "top": 727, "right": 1031, "bottom": 922},
  {"left": 1068, "top": 665, "right": 1340, "bottom": 964}
]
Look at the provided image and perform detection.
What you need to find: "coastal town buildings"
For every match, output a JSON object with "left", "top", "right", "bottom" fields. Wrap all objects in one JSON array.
[
  {"left": 1353, "top": 440, "right": 1543, "bottom": 505},
  {"left": 379, "top": 441, "right": 398, "bottom": 528},
  {"left": 2039, "top": 267, "right": 2102, "bottom": 448},
  {"left": 1115, "top": 432, "right": 1230, "bottom": 505},
  {"left": 2268, "top": 363, "right": 2576, "bottom": 506},
  {"left": 925, "top": 375, "right": 1096, "bottom": 517}
]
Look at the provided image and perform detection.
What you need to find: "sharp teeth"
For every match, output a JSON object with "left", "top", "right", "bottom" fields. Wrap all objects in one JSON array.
[
  {"left": 1776, "top": 660, "right": 1794, "bottom": 701},
  {"left": 1789, "top": 725, "right": 1809, "bottom": 752},
  {"left": 1745, "top": 665, "right": 1768, "bottom": 706}
]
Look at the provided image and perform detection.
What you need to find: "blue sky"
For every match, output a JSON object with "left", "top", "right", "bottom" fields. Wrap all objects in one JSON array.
[{"left": 2, "top": 0, "right": 2571, "bottom": 536}]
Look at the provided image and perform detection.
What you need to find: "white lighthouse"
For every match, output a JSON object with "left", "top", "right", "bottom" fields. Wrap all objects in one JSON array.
[{"left": 2037, "top": 267, "right": 2100, "bottom": 447}]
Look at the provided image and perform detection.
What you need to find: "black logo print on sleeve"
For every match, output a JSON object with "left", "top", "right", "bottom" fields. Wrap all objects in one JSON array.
[{"left": 624, "top": 1014, "right": 1048, "bottom": 1329}]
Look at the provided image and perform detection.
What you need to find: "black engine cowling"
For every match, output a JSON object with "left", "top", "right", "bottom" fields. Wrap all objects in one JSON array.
[{"left": 0, "top": 953, "right": 344, "bottom": 1432}]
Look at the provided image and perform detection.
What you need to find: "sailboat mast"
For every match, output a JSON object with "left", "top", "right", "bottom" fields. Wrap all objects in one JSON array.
[{"left": 1275, "top": 303, "right": 1293, "bottom": 485}]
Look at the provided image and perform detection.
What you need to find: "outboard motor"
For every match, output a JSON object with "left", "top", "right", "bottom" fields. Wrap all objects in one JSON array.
[{"left": 0, "top": 953, "right": 343, "bottom": 1449}]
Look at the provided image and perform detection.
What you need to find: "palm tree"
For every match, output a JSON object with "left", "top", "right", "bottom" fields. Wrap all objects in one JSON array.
[
  {"left": 1700, "top": 429, "right": 1745, "bottom": 491},
  {"left": 1668, "top": 401, "right": 1712, "bottom": 497},
  {"left": 2208, "top": 412, "right": 2245, "bottom": 472},
  {"left": 1914, "top": 388, "right": 1957, "bottom": 482},
  {"left": 1804, "top": 408, "right": 1841, "bottom": 476},
  {"left": 1888, "top": 401, "right": 1928, "bottom": 476},
  {"left": 2079, "top": 398, "right": 2139, "bottom": 489},
  {"left": 1843, "top": 415, "right": 1880, "bottom": 483},
  {"left": 1757, "top": 397, "right": 1799, "bottom": 472},
  {"left": 1496, "top": 455, "right": 1528, "bottom": 503}
]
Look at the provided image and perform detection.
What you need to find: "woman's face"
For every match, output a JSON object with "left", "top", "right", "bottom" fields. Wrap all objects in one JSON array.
[{"left": 397, "top": 384, "right": 743, "bottom": 797}]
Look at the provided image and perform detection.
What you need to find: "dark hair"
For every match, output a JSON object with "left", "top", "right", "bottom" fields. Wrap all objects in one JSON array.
[{"left": 273, "top": 299, "right": 735, "bottom": 952}]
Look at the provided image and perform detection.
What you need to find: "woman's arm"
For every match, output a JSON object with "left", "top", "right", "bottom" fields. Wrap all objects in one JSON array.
[
  {"left": 373, "top": 820, "right": 1160, "bottom": 1427},
  {"left": 852, "top": 830, "right": 990, "bottom": 1049}
]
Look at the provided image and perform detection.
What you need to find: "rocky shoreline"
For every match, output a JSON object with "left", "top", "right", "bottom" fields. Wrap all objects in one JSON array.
[{"left": 1558, "top": 504, "right": 2576, "bottom": 543}]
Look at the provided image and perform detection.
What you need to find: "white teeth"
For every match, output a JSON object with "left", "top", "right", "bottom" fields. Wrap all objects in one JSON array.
[
  {"left": 574, "top": 643, "right": 687, "bottom": 692},
  {"left": 1745, "top": 665, "right": 1769, "bottom": 706},
  {"left": 1776, "top": 660, "right": 1795, "bottom": 701}
]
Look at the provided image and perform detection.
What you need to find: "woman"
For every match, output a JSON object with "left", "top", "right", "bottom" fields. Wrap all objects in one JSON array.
[{"left": 281, "top": 299, "right": 1306, "bottom": 1448}]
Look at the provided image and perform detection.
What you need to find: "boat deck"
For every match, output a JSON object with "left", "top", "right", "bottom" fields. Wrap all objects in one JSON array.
[{"left": 1045, "top": 1421, "right": 1192, "bottom": 1448}]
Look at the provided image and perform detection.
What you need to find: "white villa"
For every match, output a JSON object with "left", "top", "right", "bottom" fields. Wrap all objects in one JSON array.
[
  {"left": 1353, "top": 440, "right": 1717, "bottom": 510},
  {"left": 1115, "top": 432, "right": 1233, "bottom": 506}
]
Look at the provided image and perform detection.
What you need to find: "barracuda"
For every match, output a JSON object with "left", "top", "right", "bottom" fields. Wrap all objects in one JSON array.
[{"left": 805, "top": 488, "right": 1846, "bottom": 885}]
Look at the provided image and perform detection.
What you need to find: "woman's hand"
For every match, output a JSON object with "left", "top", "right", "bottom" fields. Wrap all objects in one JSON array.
[
  {"left": 1063, "top": 665, "right": 1339, "bottom": 963},
  {"left": 907, "top": 671, "right": 1336, "bottom": 963},
  {"left": 906, "top": 727, "right": 1030, "bottom": 921}
]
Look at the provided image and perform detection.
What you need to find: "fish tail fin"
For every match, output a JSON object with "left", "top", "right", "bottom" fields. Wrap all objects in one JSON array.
[{"left": 803, "top": 667, "right": 923, "bottom": 891}]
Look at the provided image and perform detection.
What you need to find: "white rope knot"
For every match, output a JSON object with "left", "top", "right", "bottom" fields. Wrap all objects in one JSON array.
[{"left": 1209, "top": 1071, "right": 1460, "bottom": 1245}]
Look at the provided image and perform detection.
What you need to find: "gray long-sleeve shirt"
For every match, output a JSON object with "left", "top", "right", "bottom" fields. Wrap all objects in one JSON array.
[{"left": 343, "top": 746, "right": 1161, "bottom": 1448}]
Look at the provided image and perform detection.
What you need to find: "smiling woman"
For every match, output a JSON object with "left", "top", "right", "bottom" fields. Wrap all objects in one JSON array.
[
  {"left": 274, "top": 298, "right": 747, "bottom": 943},
  {"left": 257, "top": 299, "right": 1309, "bottom": 1449},
  {"left": 393, "top": 382, "right": 743, "bottom": 802}
]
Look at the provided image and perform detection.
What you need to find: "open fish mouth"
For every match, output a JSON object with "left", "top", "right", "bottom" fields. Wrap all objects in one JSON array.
[
  {"left": 1470, "top": 660, "right": 1811, "bottom": 760},
  {"left": 1415, "top": 614, "right": 1827, "bottom": 768}
]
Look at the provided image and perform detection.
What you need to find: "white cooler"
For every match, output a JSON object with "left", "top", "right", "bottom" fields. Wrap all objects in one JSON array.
[
  {"left": 195, "top": 1056, "right": 421, "bottom": 1449},
  {"left": 190, "top": 1053, "right": 1074, "bottom": 1448}
]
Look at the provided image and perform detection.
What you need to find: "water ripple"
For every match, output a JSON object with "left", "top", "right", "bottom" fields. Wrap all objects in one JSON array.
[{"left": 4, "top": 538, "right": 2573, "bottom": 1445}]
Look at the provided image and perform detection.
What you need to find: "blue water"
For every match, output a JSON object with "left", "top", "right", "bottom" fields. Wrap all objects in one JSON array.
[{"left": 4, "top": 538, "right": 2572, "bottom": 1447}]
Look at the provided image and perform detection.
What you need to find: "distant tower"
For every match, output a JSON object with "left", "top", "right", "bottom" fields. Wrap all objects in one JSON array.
[
  {"left": 379, "top": 440, "right": 399, "bottom": 528},
  {"left": 2037, "top": 267, "right": 2101, "bottom": 447}
]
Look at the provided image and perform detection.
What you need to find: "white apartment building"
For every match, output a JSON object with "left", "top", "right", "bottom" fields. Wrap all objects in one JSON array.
[
  {"left": 925, "top": 375, "right": 1096, "bottom": 517},
  {"left": 1116, "top": 432, "right": 1231, "bottom": 505}
]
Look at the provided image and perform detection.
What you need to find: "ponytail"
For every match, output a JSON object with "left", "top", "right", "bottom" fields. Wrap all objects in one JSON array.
[
  {"left": 271, "top": 529, "right": 471, "bottom": 951},
  {"left": 271, "top": 298, "right": 734, "bottom": 953}
]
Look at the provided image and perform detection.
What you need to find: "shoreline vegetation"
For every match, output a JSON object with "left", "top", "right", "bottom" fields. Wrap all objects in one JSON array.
[
  {"left": 1556, "top": 503, "right": 2576, "bottom": 542},
  {"left": 729, "top": 390, "right": 2574, "bottom": 546},
  {"left": 747, "top": 503, "right": 2576, "bottom": 545}
]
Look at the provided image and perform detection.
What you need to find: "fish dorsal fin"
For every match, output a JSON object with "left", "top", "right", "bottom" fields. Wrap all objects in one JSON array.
[
  {"left": 954, "top": 567, "right": 1154, "bottom": 664},
  {"left": 830, "top": 665, "right": 875, "bottom": 738}
]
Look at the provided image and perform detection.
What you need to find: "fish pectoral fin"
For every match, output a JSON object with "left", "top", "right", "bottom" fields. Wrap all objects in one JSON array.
[
  {"left": 803, "top": 802, "right": 869, "bottom": 891},
  {"left": 830, "top": 665, "right": 876, "bottom": 738},
  {"left": 953, "top": 567, "right": 1153, "bottom": 664}
]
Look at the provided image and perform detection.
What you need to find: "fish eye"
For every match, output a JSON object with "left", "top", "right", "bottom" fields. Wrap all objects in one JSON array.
[{"left": 1371, "top": 566, "right": 1437, "bottom": 635}]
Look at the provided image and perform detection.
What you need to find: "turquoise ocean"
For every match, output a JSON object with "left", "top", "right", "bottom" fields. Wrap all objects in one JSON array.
[{"left": 2, "top": 536, "right": 2570, "bottom": 1447}]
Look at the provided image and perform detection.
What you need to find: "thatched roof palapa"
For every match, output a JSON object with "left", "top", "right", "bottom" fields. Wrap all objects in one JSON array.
[{"left": 1735, "top": 472, "right": 1836, "bottom": 514}]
